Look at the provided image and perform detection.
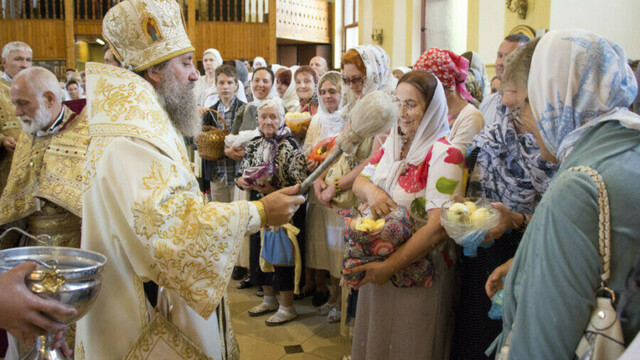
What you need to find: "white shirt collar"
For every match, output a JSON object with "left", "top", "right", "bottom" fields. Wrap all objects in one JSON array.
[{"left": 35, "top": 107, "right": 65, "bottom": 137}]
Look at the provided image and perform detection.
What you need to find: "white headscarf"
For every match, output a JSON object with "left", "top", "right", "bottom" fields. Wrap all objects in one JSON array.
[
  {"left": 529, "top": 29, "right": 640, "bottom": 162},
  {"left": 341, "top": 45, "right": 395, "bottom": 119},
  {"left": 276, "top": 68, "right": 299, "bottom": 111},
  {"left": 317, "top": 71, "right": 346, "bottom": 140},
  {"left": 203, "top": 48, "right": 223, "bottom": 69},
  {"left": 250, "top": 68, "right": 278, "bottom": 107},
  {"left": 371, "top": 78, "right": 450, "bottom": 194},
  {"left": 253, "top": 56, "right": 267, "bottom": 69}
]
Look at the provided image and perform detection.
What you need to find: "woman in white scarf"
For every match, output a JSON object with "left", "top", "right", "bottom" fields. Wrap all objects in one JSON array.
[
  {"left": 308, "top": 45, "right": 395, "bottom": 308},
  {"left": 302, "top": 72, "right": 347, "bottom": 322},
  {"left": 349, "top": 70, "right": 465, "bottom": 359},
  {"left": 195, "top": 48, "right": 222, "bottom": 108},
  {"left": 275, "top": 67, "right": 299, "bottom": 112}
]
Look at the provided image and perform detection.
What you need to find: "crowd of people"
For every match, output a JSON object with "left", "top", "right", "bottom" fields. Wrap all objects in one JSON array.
[{"left": 0, "top": 0, "right": 639, "bottom": 359}]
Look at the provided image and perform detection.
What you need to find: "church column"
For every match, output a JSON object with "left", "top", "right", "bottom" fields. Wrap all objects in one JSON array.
[
  {"left": 267, "top": 0, "right": 276, "bottom": 64},
  {"left": 187, "top": 0, "right": 195, "bottom": 41},
  {"left": 64, "top": 0, "right": 75, "bottom": 69}
]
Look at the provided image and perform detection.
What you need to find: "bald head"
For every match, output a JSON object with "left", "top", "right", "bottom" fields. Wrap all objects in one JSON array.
[
  {"left": 310, "top": 56, "right": 328, "bottom": 77},
  {"left": 11, "top": 67, "right": 64, "bottom": 134}
]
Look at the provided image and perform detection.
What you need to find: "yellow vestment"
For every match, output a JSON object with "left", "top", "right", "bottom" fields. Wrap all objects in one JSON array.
[
  {"left": 76, "top": 63, "right": 258, "bottom": 360},
  {"left": 0, "top": 81, "right": 24, "bottom": 196}
]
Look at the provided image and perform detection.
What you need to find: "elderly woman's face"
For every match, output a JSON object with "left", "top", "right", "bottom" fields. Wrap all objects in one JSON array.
[
  {"left": 258, "top": 105, "right": 280, "bottom": 138},
  {"left": 295, "top": 71, "right": 316, "bottom": 101},
  {"left": 396, "top": 83, "right": 427, "bottom": 139},
  {"left": 500, "top": 81, "right": 526, "bottom": 110},
  {"left": 252, "top": 69, "right": 273, "bottom": 100}
]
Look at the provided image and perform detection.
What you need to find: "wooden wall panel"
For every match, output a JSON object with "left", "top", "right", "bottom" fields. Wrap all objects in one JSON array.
[
  {"left": 0, "top": 20, "right": 66, "bottom": 59},
  {"left": 74, "top": 20, "right": 102, "bottom": 35},
  {"left": 193, "top": 22, "right": 271, "bottom": 62}
]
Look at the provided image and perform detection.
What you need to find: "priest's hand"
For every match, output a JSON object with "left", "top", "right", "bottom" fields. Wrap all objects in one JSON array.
[
  {"left": 260, "top": 184, "right": 305, "bottom": 226},
  {"left": 0, "top": 261, "right": 77, "bottom": 346},
  {"left": 2, "top": 136, "right": 16, "bottom": 152}
]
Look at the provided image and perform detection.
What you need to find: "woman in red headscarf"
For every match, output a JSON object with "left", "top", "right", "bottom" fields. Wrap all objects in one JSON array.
[{"left": 414, "top": 48, "right": 485, "bottom": 155}]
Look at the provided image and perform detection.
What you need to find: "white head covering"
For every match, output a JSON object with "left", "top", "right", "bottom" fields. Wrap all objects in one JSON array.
[
  {"left": 203, "top": 48, "right": 223, "bottom": 69},
  {"left": 371, "top": 78, "right": 450, "bottom": 194},
  {"left": 253, "top": 56, "right": 267, "bottom": 69},
  {"left": 468, "top": 52, "right": 490, "bottom": 97},
  {"left": 316, "top": 71, "right": 346, "bottom": 140},
  {"left": 276, "top": 68, "right": 299, "bottom": 111},
  {"left": 250, "top": 68, "right": 278, "bottom": 107},
  {"left": 341, "top": 45, "right": 395, "bottom": 119},
  {"left": 270, "top": 64, "right": 284, "bottom": 75},
  {"left": 529, "top": 29, "right": 640, "bottom": 162}
]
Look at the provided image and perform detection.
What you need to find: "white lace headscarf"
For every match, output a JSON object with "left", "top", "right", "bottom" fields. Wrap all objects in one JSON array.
[
  {"left": 341, "top": 45, "right": 395, "bottom": 119},
  {"left": 371, "top": 76, "right": 450, "bottom": 194}
]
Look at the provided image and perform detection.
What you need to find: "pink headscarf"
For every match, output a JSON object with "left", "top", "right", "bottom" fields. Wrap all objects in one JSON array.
[{"left": 413, "top": 48, "right": 475, "bottom": 102}]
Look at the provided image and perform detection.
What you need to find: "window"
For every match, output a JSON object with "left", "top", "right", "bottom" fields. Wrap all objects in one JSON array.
[{"left": 342, "top": 0, "right": 358, "bottom": 55}]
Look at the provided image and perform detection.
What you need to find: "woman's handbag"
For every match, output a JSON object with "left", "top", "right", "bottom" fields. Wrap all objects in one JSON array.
[
  {"left": 195, "top": 109, "right": 228, "bottom": 161},
  {"left": 497, "top": 166, "right": 625, "bottom": 360},
  {"left": 261, "top": 227, "right": 295, "bottom": 266}
]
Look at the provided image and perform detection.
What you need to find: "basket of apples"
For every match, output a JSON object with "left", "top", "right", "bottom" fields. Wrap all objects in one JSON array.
[
  {"left": 440, "top": 198, "right": 499, "bottom": 250},
  {"left": 285, "top": 111, "right": 312, "bottom": 134}
]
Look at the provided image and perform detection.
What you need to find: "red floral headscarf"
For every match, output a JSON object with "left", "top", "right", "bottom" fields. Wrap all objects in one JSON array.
[{"left": 413, "top": 48, "right": 475, "bottom": 102}]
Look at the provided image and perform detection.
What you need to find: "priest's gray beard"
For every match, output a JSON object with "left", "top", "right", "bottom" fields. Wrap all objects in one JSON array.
[
  {"left": 20, "top": 97, "right": 53, "bottom": 135},
  {"left": 156, "top": 68, "right": 201, "bottom": 137}
]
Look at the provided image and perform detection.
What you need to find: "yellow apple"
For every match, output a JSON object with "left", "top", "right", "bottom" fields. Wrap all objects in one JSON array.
[
  {"left": 469, "top": 208, "right": 491, "bottom": 227},
  {"left": 464, "top": 201, "right": 477, "bottom": 212},
  {"left": 447, "top": 203, "right": 470, "bottom": 223}
]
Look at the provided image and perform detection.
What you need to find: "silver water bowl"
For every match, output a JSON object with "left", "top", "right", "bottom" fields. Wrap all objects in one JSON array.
[{"left": 0, "top": 246, "right": 107, "bottom": 324}]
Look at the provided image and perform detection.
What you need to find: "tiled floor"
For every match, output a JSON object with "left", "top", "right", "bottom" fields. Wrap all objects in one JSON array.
[{"left": 227, "top": 282, "right": 351, "bottom": 360}]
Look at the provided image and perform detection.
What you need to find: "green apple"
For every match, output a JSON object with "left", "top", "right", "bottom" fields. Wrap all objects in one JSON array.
[{"left": 447, "top": 203, "right": 470, "bottom": 223}]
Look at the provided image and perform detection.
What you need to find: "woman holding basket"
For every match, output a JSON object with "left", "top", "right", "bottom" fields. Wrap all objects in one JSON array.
[{"left": 348, "top": 70, "right": 465, "bottom": 359}]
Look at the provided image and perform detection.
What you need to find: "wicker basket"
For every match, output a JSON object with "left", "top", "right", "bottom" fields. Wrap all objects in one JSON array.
[{"left": 195, "top": 109, "right": 228, "bottom": 161}]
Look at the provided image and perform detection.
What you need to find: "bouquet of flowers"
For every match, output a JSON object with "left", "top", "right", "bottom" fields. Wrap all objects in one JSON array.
[{"left": 307, "top": 136, "right": 336, "bottom": 163}]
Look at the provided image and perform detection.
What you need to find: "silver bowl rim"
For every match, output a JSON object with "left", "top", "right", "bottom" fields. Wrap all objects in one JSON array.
[{"left": 0, "top": 246, "right": 107, "bottom": 275}]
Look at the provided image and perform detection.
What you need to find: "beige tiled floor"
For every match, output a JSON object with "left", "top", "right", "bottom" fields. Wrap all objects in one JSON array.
[{"left": 228, "top": 282, "right": 351, "bottom": 360}]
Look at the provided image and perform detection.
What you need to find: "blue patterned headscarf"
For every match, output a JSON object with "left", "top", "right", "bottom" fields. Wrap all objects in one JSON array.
[
  {"left": 468, "top": 107, "right": 557, "bottom": 215},
  {"left": 529, "top": 29, "right": 640, "bottom": 161}
]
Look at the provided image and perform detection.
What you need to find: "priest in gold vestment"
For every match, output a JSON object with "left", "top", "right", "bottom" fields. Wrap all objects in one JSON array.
[
  {"left": 1, "top": 66, "right": 87, "bottom": 359},
  {"left": 76, "top": 0, "right": 305, "bottom": 359},
  {"left": 0, "top": 41, "right": 31, "bottom": 197}
]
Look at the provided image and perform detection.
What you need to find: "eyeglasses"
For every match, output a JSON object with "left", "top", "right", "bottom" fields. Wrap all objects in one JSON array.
[
  {"left": 392, "top": 96, "right": 419, "bottom": 110},
  {"left": 342, "top": 76, "right": 365, "bottom": 85}
]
